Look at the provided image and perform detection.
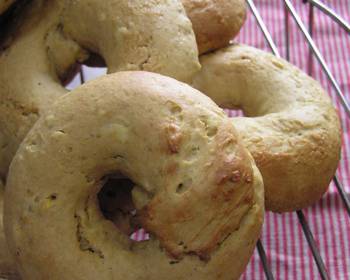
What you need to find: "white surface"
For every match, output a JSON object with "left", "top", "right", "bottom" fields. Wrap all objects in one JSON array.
[{"left": 65, "top": 66, "right": 107, "bottom": 90}]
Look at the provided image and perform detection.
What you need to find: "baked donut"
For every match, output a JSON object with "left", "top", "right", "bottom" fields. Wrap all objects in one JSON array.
[
  {"left": 192, "top": 44, "right": 341, "bottom": 212},
  {"left": 0, "top": 0, "right": 200, "bottom": 180},
  {"left": 0, "top": 180, "right": 19, "bottom": 280},
  {"left": 4, "top": 72, "right": 264, "bottom": 280},
  {"left": 182, "top": 0, "right": 246, "bottom": 54}
]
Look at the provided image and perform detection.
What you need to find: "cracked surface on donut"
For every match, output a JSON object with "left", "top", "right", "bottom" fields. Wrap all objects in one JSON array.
[{"left": 75, "top": 213, "right": 105, "bottom": 260}]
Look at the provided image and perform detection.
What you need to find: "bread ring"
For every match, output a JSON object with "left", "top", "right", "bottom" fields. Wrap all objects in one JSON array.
[
  {"left": 192, "top": 44, "right": 341, "bottom": 212},
  {"left": 0, "top": 0, "right": 200, "bottom": 180},
  {"left": 182, "top": 0, "right": 246, "bottom": 54},
  {"left": 4, "top": 72, "right": 264, "bottom": 280}
]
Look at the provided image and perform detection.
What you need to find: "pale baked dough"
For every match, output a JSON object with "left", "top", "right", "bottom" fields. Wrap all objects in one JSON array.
[
  {"left": 193, "top": 44, "right": 341, "bottom": 212},
  {"left": 4, "top": 72, "right": 264, "bottom": 280},
  {"left": 0, "top": 0, "right": 200, "bottom": 180},
  {"left": 182, "top": 0, "right": 246, "bottom": 54}
]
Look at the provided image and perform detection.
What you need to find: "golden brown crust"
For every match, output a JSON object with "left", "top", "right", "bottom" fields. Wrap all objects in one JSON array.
[
  {"left": 182, "top": 0, "right": 246, "bottom": 54},
  {"left": 58, "top": 0, "right": 247, "bottom": 67},
  {"left": 0, "top": 0, "right": 200, "bottom": 180},
  {"left": 193, "top": 44, "right": 342, "bottom": 212},
  {"left": 4, "top": 72, "right": 263, "bottom": 280}
]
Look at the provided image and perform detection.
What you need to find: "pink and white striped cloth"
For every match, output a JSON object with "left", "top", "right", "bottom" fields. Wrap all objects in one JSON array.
[
  {"left": 236, "top": 1, "right": 350, "bottom": 279},
  {"left": 70, "top": 1, "right": 350, "bottom": 279}
]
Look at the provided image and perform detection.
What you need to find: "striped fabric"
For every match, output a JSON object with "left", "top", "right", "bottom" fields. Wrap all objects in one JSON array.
[
  {"left": 235, "top": 1, "right": 350, "bottom": 279},
  {"left": 69, "top": 0, "right": 350, "bottom": 279}
]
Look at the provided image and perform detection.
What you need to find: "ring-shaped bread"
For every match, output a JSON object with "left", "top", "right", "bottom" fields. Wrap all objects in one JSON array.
[
  {"left": 182, "top": 0, "right": 246, "bottom": 54},
  {"left": 192, "top": 44, "right": 341, "bottom": 212},
  {"left": 4, "top": 72, "right": 264, "bottom": 280},
  {"left": 0, "top": 0, "right": 200, "bottom": 180}
]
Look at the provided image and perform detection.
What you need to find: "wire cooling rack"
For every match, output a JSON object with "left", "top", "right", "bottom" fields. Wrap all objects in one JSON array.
[
  {"left": 67, "top": 1, "right": 350, "bottom": 279},
  {"left": 244, "top": 1, "right": 350, "bottom": 279}
]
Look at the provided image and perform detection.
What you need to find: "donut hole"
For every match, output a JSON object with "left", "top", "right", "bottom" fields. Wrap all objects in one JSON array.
[
  {"left": 97, "top": 177, "right": 149, "bottom": 242},
  {"left": 65, "top": 65, "right": 107, "bottom": 90},
  {"left": 64, "top": 55, "right": 107, "bottom": 90},
  {"left": 225, "top": 109, "right": 244, "bottom": 117},
  {"left": 60, "top": 63, "right": 81, "bottom": 86},
  {"left": 84, "top": 53, "right": 106, "bottom": 68}
]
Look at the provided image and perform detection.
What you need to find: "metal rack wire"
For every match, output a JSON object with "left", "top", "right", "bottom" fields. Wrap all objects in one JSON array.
[{"left": 245, "top": 1, "right": 350, "bottom": 279}]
